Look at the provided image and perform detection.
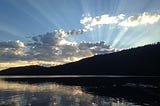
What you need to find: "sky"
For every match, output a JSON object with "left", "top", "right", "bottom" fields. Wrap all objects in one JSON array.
[{"left": 0, "top": 0, "right": 160, "bottom": 70}]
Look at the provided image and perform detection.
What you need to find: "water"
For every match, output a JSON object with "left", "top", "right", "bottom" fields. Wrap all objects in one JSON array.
[{"left": 0, "top": 76, "right": 160, "bottom": 106}]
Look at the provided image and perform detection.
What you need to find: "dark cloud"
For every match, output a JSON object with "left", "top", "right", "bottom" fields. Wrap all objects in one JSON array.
[
  {"left": 31, "top": 32, "right": 61, "bottom": 46},
  {"left": 0, "top": 40, "right": 24, "bottom": 49},
  {"left": 29, "top": 29, "right": 86, "bottom": 47},
  {"left": 0, "top": 40, "right": 25, "bottom": 61},
  {"left": 79, "top": 41, "right": 116, "bottom": 55},
  {"left": 66, "top": 29, "right": 86, "bottom": 35},
  {"left": 54, "top": 29, "right": 86, "bottom": 37}
]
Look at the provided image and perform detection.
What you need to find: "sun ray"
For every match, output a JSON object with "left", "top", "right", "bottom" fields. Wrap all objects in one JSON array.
[
  {"left": 26, "top": 0, "right": 60, "bottom": 28},
  {"left": 106, "top": 25, "right": 116, "bottom": 44},
  {"left": 80, "top": 0, "right": 95, "bottom": 42},
  {"left": 111, "top": 27, "right": 128, "bottom": 47},
  {"left": 0, "top": 23, "right": 25, "bottom": 39},
  {"left": 8, "top": 0, "right": 49, "bottom": 28},
  {"left": 131, "top": 24, "right": 160, "bottom": 47},
  {"left": 118, "top": 23, "right": 159, "bottom": 49}
]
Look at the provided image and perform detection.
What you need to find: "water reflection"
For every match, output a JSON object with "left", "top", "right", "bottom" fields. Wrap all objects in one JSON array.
[{"left": 0, "top": 79, "right": 141, "bottom": 106}]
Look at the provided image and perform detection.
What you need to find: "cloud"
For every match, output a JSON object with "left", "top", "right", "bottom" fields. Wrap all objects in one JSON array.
[
  {"left": 26, "top": 29, "right": 81, "bottom": 61},
  {"left": 0, "top": 40, "right": 25, "bottom": 49},
  {"left": 119, "top": 12, "right": 160, "bottom": 27},
  {"left": 0, "top": 40, "right": 25, "bottom": 61},
  {"left": 79, "top": 41, "right": 117, "bottom": 54},
  {"left": 29, "top": 29, "right": 86, "bottom": 46},
  {"left": 54, "top": 29, "right": 87, "bottom": 37},
  {"left": 4, "top": 29, "right": 115, "bottom": 69},
  {"left": 80, "top": 14, "right": 125, "bottom": 30},
  {"left": 31, "top": 31, "right": 62, "bottom": 46},
  {"left": 80, "top": 12, "right": 160, "bottom": 29},
  {"left": 28, "top": 31, "right": 117, "bottom": 62}
]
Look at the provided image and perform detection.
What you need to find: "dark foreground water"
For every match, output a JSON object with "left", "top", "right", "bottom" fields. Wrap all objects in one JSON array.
[{"left": 0, "top": 76, "right": 160, "bottom": 106}]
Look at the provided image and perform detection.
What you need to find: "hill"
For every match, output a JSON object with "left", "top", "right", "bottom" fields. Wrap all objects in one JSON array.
[{"left": 0, "top": 43, "right": 160, "bottom": 76}]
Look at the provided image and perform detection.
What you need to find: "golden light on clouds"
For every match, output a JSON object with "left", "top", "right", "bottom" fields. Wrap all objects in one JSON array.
[
  {"left": 0, "top": 60, "right": 61, "bottom": 70},
  {"left": 0, "top": 55, "right": 88, "bottom": 70}
]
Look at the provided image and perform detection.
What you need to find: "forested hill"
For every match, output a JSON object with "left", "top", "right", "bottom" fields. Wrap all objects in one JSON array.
[{"left": 0, "top": 43, "right": 160, "bottom": 76}]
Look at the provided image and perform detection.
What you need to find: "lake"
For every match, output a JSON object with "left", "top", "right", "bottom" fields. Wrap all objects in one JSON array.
[{"left": 0, "top": 76, "right": 160, "bottom": 106}]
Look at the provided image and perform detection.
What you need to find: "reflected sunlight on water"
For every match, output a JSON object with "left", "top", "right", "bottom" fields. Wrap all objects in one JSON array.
[{"left": 0, "top": 79, "right": 141, "bottom": 106}]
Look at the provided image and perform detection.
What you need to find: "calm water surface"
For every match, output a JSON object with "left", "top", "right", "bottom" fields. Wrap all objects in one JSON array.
[{"left": 0, "top": 76, "right": 160, "bottom": 106}]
